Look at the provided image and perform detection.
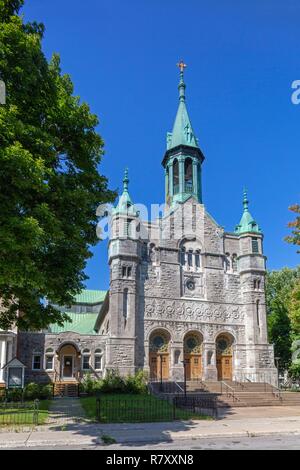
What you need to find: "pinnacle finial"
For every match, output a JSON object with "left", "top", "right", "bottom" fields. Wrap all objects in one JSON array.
[
  {"left": 243, "top": 187, "right": 249, "bottom": 212},
  {"left": 177, "top": 60, "right": 187, "bottom": 102},
  {"left": 123, "top": 168, "right": 129, "bottom": 192}
]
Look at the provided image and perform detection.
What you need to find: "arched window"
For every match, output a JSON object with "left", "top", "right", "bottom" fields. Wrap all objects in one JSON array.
[
  {"left": 184, "top": 158, "right": 193, "bottom": 193},
  {"left": 187, "top": 249, "right": 193, "bottom": 268},
  {"left": 254, "top": 280, "right": 257, "bottom": 290},
  {"left": 45, "top": 348, "right": 54, "bottom": 371},
  {"left": 123, "top": 288, "right": 129, "bottom": 325},
  {"left": 195, "top": 250, "right": 201, "bottom": 269},
  {"left": 180, "top": 247, "right": 186, "bottom": 265},
  {"left": 173, "top": 159, "right": 179, "bottom": 194},
  {"left": 82, "top": 349, "right": 90, "bottom": 371},
  {"left": 232, "top": 254, "right": 238, "bottom": 272},
  {"left": 94, "top": 349, "right": 103, "bottom": 370}
]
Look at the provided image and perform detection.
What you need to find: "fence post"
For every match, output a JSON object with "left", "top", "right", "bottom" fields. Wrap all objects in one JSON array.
[
  {"left": 96, "top": 398, "right": 100, "bottom": 422},
  {"left": 34, "top": 399, "right": 39, "bottom": 426}
]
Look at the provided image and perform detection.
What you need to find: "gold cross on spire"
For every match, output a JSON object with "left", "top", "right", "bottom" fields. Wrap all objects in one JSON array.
[{"left": 177, "top": 60, "right": 187, "bottom": 72}]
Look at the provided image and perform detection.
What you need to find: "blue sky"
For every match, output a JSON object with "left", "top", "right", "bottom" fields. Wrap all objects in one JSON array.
[{"left": 23, "top": 0, "right": 300, "bottom": 290}]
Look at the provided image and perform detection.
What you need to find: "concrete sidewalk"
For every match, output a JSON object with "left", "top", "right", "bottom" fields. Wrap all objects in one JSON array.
[{"left": 0, "top": 406, "right": 300, "bottom": 449}]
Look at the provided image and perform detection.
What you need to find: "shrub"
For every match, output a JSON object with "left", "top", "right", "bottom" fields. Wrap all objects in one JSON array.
[
  {"left": 6, "top": 387, "right": 23, "bottom": 402},
  {"left": 101, "top": 369, "right": 126, "bottom": 393},
  {"left": 24, "top": 382, "right": 40, "bottom": 400},
  {"left": 124, "top": 370, "right": 148, "bottom": 395},
  {"left": 39, "top": 384, "right": 53, "bottom": 399},
  {"left": 80, "top": 372, "right": 103, "bottom": 395}
]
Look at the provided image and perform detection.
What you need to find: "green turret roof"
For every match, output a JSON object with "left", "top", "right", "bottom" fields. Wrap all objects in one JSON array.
[
  {"left": 113, "top": 169, "right": 137, "bottom": 216},
  {"left": 235, "top": 189, "right": 261, "bottom": 235},
  {"left": 167, "top": 61, "right": 199, "bottom": 150}
]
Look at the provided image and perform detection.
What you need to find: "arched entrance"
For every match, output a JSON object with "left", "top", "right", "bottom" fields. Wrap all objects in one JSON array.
[
  {"left": 184, "top": 332, "right": 203, "bottom": 380},
  {"left": 149, "top": 330, "right": 170, "bottom": 380},
  {"left": 58, "top": 343, "right": 79, "bottom": 380},
  {"left": 216, "top": 334, "right": 233, "bottom": 381}
]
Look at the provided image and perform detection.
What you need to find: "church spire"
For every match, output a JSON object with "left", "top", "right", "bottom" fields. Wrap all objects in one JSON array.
[
  {"left": 113, "top": 168, "right": 136, "bottom": 216},
  {"left": 235, "top": 189, "right": 261, "bottom": 235},
  {"left": 166, "top": 61, "right": 199, "bottom": 150}
]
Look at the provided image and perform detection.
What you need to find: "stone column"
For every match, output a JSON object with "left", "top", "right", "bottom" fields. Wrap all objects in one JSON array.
[
  {"left": 192, "top": 159, "right": 198, "bottom": 198},
  {"left": 164, "top": 167, "right": 169, "bottom": 203},
  {"left": 202, "top": 342, "right": 218, "bottom": 381}
]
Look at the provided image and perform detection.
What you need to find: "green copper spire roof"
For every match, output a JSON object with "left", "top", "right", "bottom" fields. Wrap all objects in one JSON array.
[
  {"left": 235, "top": 189, "right": 262, "bottom": 235},
  {"left": 113, "top": 168, "right": 137, "bottom": 216},
  {"left": 167, "top": 61, "right": 199, "bottom": 150}
]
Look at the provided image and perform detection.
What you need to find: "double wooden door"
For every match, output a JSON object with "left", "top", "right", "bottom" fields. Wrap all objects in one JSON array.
[
  {"left": 149, "top": 353, "right": 169, "bottom": 380},
  {"left": 216, "top": 355, "right": 232, "bottom": 380},
  {"left": 184, "top": 354, "right": 202, "bottom": 380}
]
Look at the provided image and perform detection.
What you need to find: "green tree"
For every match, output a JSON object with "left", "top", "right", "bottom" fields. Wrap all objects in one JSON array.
[
  {"left": 0, "top": 1, "right": 116, "bottom": 329},
  {"left": 266, "top": 267, "right": 300, "bottom": 368},
  {"left": 285, "top": 204, "right": 300, "bottom": 253}
]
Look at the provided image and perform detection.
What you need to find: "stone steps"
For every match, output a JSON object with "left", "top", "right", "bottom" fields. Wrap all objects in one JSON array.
[{"left": 54, "top": 382, "right": 79, "bottom": 398}]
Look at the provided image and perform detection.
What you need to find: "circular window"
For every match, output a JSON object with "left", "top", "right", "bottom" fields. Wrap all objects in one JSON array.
[
  {"left": 186, "top": 337, "right": 197, "bottom": 350},
  {"left": 217, "top": 339, "right": 228, "bottom": 352},
  {"left": 153, "top": 336, "right": 165, "bottom": 349},
  {"left": 186, "top": 279, "right": 195, "bottom": 291}
]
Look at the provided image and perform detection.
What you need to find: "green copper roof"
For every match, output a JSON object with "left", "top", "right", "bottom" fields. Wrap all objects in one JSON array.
[
  {"left": 235, "top": 189, "right": 261, "bottom": 235},
  {"left": 49, "top": 312, "right": 97, "bottom": 335},
  {"left": 113, "top": 169, "right": 137, "bottom": 216},
  {"left": 73, "top": 289, "right": 107, "bottom": 304},
  {"left": 167, "top": 62, "right": 199, "bottom": 150}
]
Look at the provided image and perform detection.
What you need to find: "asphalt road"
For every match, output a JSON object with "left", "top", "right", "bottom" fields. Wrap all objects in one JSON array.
[{"left": 4, "top": 433, "right": 300, "bottom": 450}]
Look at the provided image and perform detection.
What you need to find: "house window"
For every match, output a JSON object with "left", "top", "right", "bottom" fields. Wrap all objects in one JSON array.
[
  {"left": 82, "top": 350, "right": 90, "bottom": 371},
  {"left": 256, "top": 300, "right": 260, "bottom": 326},
  {"left": 127, "top": 266, "right": 132, "bottom": 277},
  {"left": 32, "top": 354, "right": 42, "bottom": 370},
  {"left": 122, "top": 266, "right": 126, "bottom": 277},
  {"left": 180, "top": 248, "right": 186, "bottom": 266},
  {"left": 94, "top": 350, "right": 103, "bottom": 370},
  {"left": 45, "top": 355, "right": 54, "bottom": 371},
  {"left": 252, "top": 238, "right": 259, "bottom": 253}
]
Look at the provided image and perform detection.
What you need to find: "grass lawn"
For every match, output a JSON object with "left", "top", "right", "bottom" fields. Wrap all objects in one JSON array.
[
  {"left": 80, "top": 394, "right": 212, "bottom": 423},
  {"left": 0, "top": 400, "right": 51, "bottom": 426}
]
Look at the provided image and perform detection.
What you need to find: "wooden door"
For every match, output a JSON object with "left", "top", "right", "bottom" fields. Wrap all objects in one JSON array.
[
  {"left": 185, "top": 354, "right": 202, "bottom": 380},
  {"left": 149, "top": 353, "right": 169, "bottom": 380},
  {"left": 63, "top": 356, "right": 73, "bottom": 378},
  {"left": 217, "top": 355, "right": 232, "bottom": 380}
]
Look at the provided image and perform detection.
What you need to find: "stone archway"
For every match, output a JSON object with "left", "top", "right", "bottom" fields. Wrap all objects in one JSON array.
[
  {"left": 57, "top": 343, "right": 79, "bottom": 381},
  {"left": 149, "top": 330, "right": 170, "bottom": 381},
  {"left": 216, "top": 333, "right": 234, "bottom": 381},
  {"left": 184, "top": 332, "right": 203, "bottom": 380}
]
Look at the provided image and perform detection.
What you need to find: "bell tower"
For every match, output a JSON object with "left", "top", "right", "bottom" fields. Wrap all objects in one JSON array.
[{"left": 162, "top": 61, "right": 205, "bottom": 207}]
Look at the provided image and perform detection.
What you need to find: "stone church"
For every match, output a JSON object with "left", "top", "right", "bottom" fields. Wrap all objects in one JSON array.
[{"left": 0, "top": 65, "right": 277, "bottom": 389}]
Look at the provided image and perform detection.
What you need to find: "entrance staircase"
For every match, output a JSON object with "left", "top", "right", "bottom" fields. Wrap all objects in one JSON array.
[
  {"left": 53, "top": 381, "right": 79, "bottom": 398},
  {"left": 186, "top": 380, "right": 300, "bottom": 407}
]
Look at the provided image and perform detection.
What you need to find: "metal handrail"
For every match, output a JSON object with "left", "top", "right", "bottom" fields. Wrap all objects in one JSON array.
[
  {"left": 221, "top": 381, "right": 240, "bottom": 402},
  {"left": 271, "top": 384, "right": 283, "bottom": 401}
]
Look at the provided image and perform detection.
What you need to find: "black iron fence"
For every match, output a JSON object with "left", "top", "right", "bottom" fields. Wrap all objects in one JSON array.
[
  {"left": 0, "top": 399, "right": 40, "bottom": 426},
  {"left": 95, "top": 395, "right": 217, "bottom": 423}
]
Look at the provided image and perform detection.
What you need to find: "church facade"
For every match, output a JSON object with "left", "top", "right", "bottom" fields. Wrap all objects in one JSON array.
[{"left": 2, "top": 66, "right": 277, "bottom": 388}]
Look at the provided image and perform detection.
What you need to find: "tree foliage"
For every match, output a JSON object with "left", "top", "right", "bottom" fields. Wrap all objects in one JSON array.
[
  {"left": 285, "top": 204, "right": 300, "bottom": 252},
  {"left": 266, "top": 267, "right": 300, "bottom": 367},
  {"left": 0, "top": 1, "right": 116, "bottom": 329}
]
